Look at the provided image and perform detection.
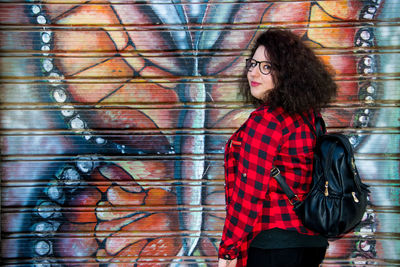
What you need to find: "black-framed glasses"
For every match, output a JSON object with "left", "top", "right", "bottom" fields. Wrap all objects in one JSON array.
[{"left": 245, "top": 58, "right": 273, "bottom": 75}]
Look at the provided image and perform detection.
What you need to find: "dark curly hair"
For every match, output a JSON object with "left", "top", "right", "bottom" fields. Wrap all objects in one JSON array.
[{"left": 240, "top": 28, "right": 337, "bottom": 114}]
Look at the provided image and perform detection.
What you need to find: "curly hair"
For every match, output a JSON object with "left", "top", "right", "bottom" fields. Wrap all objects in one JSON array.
[{"left": 240, "top": 28, "right": 337, "bottom": 114}]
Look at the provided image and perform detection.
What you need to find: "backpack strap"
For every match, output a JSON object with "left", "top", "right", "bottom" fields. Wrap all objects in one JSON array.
[
  {"left": 300, "top": 111, "right": 326, "bottom": 138},
  {"left": 271, "top": 167, "right": 300, "bottom": 205},
  {"left": 271, "top": 111, "right": 325, "bottom": 205}
]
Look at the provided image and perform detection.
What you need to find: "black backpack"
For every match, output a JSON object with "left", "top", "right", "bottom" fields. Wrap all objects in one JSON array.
[{"left": 271, "top": 113, "right": 370, "bottom": 237}]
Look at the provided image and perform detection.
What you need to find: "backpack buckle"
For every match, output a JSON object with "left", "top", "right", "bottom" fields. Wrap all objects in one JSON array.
[
  {"left": 271, "top": 167, "right": 280, "bottom": 177},
  {"left": 289, "top": 195, "right": 300, "bottom": 205}
]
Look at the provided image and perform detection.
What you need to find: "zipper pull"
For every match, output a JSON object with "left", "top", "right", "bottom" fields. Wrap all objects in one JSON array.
[
  {"left": 352, "top": 192, "right": 359, "bottom": 203},
  {"left": 324, "top": 181, "right": 329, "bottom": 196}
]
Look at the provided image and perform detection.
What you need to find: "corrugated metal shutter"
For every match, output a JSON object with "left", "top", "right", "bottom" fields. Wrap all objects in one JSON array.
[{"left": 1, "top": 0, "right": 399, "bottom": 266}]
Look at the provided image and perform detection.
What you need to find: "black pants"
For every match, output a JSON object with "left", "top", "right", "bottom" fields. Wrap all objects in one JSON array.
[{"left": 247, "top": 246, "right": 327, "bottom": 267}]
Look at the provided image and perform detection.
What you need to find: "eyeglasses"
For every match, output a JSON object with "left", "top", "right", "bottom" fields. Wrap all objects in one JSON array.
[{"left": 245, "top": 58, "right": 273, "bottom": 75}]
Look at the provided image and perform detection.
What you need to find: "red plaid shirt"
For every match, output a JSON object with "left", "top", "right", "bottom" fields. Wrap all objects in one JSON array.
[{"left": 218, "top": 105, "right": 320, "bottom": 266}]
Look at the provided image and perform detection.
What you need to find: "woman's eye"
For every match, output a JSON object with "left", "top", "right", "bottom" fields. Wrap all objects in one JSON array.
[{"left": 262, "top": 64, "right": 271, "bottom": 70}]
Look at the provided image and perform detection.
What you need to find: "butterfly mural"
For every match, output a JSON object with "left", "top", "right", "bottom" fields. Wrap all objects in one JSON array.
[{"left": 1, "top": 0, "right": 391, "bottom": 266}]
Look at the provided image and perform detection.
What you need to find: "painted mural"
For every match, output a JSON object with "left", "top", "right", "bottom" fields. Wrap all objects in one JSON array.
[{"left": 1, "top": 0, "right": 399, "bottom": 266}]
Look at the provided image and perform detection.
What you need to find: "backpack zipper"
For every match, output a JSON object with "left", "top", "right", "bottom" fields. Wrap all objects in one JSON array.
[
  {"left": 324, "top": 141, "right": 337, "bottom": 197},
  {"left": 352, "top": 192, "right": 359, "bottom": 203},
  {"left": 324, "top": 181, "right": 329, "bottom": 196}
]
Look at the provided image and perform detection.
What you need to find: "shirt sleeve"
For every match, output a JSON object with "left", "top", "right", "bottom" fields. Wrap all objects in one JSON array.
[{"left": 218, "top": 112, "right": 283, "bottom": 259}]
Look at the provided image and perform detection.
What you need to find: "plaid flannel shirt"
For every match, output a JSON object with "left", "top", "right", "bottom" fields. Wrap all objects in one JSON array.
[{"left": 218, "top": 105, "right": 320, "bottom": 266}]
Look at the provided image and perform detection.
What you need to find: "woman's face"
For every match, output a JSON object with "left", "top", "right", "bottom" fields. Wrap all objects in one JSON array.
[{"left": 247, "top": 45, "right": 275, "bottom": 100}]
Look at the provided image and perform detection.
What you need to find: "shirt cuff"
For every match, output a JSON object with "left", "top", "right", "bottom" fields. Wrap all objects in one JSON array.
[{"left": 218, "top": 246, "right": 239, "bottom": 260}]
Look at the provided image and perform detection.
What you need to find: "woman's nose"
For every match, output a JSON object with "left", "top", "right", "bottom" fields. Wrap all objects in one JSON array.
[{"left": 248, "top": 66, "right": 260, "bottom": 77}]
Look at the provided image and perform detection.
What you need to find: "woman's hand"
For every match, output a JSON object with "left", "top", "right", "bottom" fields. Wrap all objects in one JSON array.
[{"left": 218, "top": 258, "right": 237, "bottom": 267}]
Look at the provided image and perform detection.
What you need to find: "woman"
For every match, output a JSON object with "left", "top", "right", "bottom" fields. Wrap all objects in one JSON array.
[{"left": 218, "top": 29, "right": 337, "bottom": 267}]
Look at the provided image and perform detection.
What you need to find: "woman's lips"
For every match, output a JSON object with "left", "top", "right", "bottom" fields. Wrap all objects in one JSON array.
[{"left": 251, "top": 81, "right": 261, "bottom": 87}]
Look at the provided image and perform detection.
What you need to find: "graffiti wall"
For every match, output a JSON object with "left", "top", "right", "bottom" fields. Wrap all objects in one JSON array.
[{"left": 1, "top": 0, "right": 399, "bottom": 266}]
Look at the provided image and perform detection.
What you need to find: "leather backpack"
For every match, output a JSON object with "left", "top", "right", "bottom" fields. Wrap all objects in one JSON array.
[{"left": 271, "top": 113, "right": 370, "bottom": 237}]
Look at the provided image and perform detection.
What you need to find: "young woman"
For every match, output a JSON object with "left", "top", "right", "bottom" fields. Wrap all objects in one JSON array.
[{"left": 218, "top": 29, "right": 337, "bottom": 267}]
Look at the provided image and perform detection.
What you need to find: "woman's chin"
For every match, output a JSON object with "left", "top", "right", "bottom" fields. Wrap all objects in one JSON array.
[
  {"left": 251, "top": 91, "right": 268, "bottom": 101},
  {"left": 250, "top": 91, "right": 262, "bottom": 100}
]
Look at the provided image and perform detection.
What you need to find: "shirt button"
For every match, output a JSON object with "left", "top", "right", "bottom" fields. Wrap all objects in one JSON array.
[{"left": 243, "top": 173, "right": 247, "bottom": 177}]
